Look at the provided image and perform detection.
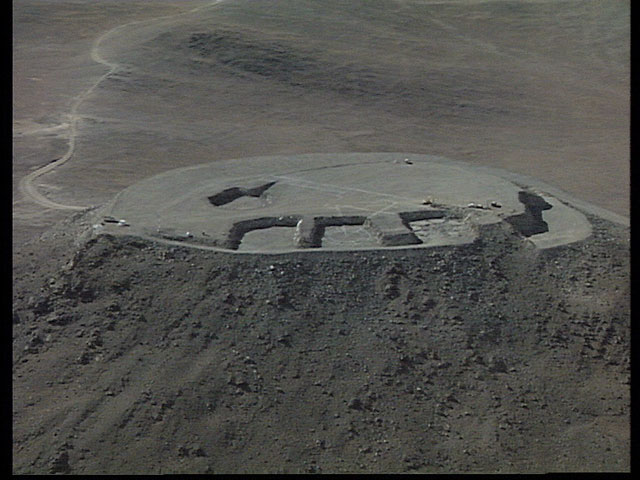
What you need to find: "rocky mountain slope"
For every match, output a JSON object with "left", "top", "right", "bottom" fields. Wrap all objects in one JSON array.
[{"left": 12, "top": 208, "right": 629, "bottom": 473}]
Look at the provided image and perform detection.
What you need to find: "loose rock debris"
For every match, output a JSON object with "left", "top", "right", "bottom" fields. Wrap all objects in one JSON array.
[{"left": 12, "top": 204, "right": 630, "bottom": 474}]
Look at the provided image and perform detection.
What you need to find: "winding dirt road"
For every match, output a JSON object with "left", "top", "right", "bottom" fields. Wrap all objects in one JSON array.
[{"left": 17, "top": 1, "right": 222, "bottom": 212}]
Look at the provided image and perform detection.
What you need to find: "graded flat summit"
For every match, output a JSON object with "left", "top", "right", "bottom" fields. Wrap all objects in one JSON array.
[{"left": 101, "top": 153, "right": 592, "bottom": 253}]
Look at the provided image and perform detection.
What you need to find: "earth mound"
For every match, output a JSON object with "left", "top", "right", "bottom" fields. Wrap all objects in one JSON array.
[{"left": 12, "top": 184, "right": 630, "bottom": 473}]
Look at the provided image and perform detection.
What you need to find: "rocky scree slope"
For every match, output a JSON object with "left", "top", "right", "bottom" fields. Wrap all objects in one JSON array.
[{"left": 12, "top": 210, "right": 630, "bottom": 473}]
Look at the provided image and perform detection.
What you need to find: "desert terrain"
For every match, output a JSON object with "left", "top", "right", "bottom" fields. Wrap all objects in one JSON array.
[{"left": 12, "top": 0, "right": 629, "bottom": 474}]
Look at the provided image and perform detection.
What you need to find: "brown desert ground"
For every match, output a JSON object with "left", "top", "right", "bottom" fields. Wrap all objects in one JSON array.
[{"left": 12, "top": 0, "right": 629, "bottom": 473}]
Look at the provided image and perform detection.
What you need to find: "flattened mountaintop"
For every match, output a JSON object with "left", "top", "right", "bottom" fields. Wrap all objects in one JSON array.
[{"left": 101, "top": 153, "right": 597, "bottom": 253}]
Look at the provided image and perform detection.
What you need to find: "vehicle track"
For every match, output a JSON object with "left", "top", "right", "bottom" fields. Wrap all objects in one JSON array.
[{"left": 17, "top": 1, "right": 223, "bottom": 212}]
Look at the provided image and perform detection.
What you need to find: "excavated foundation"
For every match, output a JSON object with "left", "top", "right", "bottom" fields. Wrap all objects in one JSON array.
[{"left": 102, "top": 153, "right": 595, "bottom": 253}]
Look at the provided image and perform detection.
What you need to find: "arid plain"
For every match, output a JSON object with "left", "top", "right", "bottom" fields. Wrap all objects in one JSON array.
[{"left": 13, "top": 0, "right": 629, "bottom": 473}]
